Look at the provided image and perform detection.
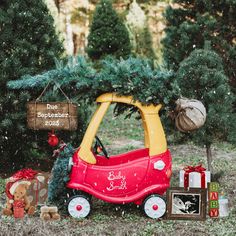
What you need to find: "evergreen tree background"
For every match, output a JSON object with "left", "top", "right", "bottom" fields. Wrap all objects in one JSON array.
[
  {"left": 86, "top": 0, "right": 131, "bottom": 60},
  {"left": 176, "top": 48, "right": 235, "bottom": 173},
  {"left": 162, "top": 0, "right": 236, "bottom": 97},
  {"left": 0, "top": 0, "right": 64, "bottom": 171},
  {"left": 126, "top": 0, "right": 156, "bottom": 62},
  {"left": 136, "top": 26, "right": 156, "bottom": 62}
]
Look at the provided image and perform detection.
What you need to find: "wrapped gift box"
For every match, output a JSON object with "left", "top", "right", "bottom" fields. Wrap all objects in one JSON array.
[
  {"left": 6, "top": 169, "right": 50, "bottom": 207},
  {"left": 27, "top": 172, "right": 50, "bottom": 206},
  {"left": 179, "top": 168, "right": 211, "bottom": 188}
]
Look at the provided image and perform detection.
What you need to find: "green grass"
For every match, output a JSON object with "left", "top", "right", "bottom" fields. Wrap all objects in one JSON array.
[
  {"left": 214, "top": 142, "right": 236, "bottom": 152},
  {"left": 98, "top": 105, "right": 143, "bottom": 142},
  {"left": 96, "top": 105, "right": 144, "bottom": 154}
]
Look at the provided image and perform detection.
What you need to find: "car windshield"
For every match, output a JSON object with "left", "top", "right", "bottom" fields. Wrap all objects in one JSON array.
[{"left": 94, "top": 104, "right": 145, "bottom": 156}]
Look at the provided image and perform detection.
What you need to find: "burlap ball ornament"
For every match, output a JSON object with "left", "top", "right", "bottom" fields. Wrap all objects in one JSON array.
[{"left": 175, "top": 98, "right": 206, "bottom": 132}]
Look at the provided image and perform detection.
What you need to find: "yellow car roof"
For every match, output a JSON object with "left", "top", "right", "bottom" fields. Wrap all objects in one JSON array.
[{"left": 78, "top": 93, "right": 167, "bottom": 164}]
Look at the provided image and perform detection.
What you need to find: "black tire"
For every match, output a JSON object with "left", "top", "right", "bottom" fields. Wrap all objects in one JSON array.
[{"left": 66, "top": 189, "right": 92, "bottom": 200}]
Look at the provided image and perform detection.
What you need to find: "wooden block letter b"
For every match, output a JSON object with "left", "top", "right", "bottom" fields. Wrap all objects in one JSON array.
[
  {"left": 209, "top": 182, "right": 219, "bottom": 192},
  {"left": 210, "top": 200, "right": 219, "bottom": 209}
]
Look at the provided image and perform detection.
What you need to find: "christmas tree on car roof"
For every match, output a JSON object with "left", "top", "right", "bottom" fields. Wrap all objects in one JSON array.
[{"left": 8, "top": 56, "right": 180, "bottom": 113}]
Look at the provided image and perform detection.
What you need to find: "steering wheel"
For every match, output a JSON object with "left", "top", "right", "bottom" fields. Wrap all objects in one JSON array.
[{"left": 93, "top": 136, "right": 109, "bottom": 159}]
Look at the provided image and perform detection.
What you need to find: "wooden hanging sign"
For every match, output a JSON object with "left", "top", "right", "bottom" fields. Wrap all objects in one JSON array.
[{"left": 27, "top": 102, "right": 78, "bottom": 131}]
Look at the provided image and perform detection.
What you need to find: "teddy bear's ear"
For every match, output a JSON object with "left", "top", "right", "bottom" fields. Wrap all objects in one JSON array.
[{"left": 24, "top": 182, "right": 31, "bottom": 190}]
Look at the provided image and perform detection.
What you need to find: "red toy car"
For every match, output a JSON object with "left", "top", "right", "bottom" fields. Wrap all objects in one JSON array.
[{"left": 66, "top": 93, "right": 172, "bottom": 219}]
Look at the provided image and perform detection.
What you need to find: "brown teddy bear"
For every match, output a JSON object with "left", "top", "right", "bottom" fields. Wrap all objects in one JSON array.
[
  {"left": 40, "top": 206, "right": 60, "bottom": 220},
  {"left": 2, "top": 180, "right": 35, "bottom": 217}
]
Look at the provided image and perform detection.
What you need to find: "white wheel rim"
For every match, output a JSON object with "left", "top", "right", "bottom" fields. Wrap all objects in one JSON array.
[
  {"left": 68, "top": 196, "right": 90, "bottom": 218},
  {"left": 144, "top": 196, "right": 166, "bottom": 219}
]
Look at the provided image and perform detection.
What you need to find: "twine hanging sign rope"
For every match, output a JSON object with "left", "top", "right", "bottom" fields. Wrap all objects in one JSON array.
[{"left": 27, "top": 81, "right": 78, "bottom": 131}]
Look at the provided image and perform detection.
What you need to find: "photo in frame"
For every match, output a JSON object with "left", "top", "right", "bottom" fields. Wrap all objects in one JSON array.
[{"left": 166, "top": 187, "right": 207, "bottom": 220}]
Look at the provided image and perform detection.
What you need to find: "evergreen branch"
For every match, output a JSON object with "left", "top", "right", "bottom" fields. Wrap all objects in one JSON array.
[{"left": 7, "top": 56, "right": 180, "bottom": 113}]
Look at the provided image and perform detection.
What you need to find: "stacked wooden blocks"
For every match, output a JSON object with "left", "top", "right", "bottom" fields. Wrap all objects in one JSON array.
[{"left": 208, "top": 182, "right": 219, "bottom": 217}]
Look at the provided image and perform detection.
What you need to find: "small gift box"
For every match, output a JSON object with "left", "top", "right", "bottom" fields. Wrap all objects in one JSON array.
[
  {"left": 27, "top": 172, "right": 50, "bottom": 206},
  {"left": 7, "top": 169, "right": 50, "bottom": 207},
  {"left": 179, "top": 165, "right": 211, "bottom": 188}
]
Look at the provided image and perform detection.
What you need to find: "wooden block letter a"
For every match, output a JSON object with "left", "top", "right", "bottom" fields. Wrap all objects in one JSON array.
[{"left": 210, "top": 192, "right": 218, "bottom": 201}]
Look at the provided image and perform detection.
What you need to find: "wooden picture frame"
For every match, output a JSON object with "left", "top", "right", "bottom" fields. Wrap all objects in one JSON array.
[{"left": 166, "top": 187, "right": 207, "bottom": 220}]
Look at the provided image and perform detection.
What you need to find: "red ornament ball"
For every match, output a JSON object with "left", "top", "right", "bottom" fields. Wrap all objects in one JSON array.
[{"left": 48, "top": 132, "right": 59, "bottom": 147}]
